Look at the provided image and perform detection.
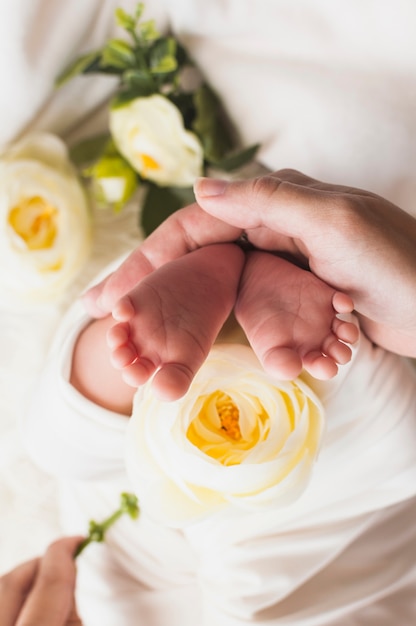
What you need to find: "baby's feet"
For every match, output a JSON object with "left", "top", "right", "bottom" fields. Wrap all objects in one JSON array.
[
  {"left": 107, "top": 243, "right": 244, "bottom": 401},
  {"left": 235, "top": 251, "right": 359, "bottom": 380}
]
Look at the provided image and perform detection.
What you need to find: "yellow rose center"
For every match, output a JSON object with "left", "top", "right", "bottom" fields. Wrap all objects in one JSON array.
[
  {"left": 8, "top": 196, "right": 58, "bottom": 251},
  {"left": 141, "top": 153, "right": 160, "bottom": 170},
  {"left": 216, "top": 392, "right": 241, "bottom": 440},
  {"left": 187, "top": 390, "right": 270, "bottom": 466}
]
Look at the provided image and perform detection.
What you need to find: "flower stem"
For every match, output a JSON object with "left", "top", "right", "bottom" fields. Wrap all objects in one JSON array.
[{"left": 74, "top": 492, "right": 139, "bottom": 558}]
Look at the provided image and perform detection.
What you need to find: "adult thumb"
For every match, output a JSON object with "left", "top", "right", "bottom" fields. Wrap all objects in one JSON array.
[{"left": 194, "top": 171, "right": 330, "bottom": 239}]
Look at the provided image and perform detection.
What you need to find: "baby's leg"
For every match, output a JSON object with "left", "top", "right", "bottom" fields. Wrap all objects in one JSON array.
[
  {"left": 107, "top": 243, "right": 245, "bottom": 401},
  {"left": 235, "top": 251, "right": 359, "bottom": 380},
  {"left": 70, "top": 316, "right": 136, "bottom": 415}
]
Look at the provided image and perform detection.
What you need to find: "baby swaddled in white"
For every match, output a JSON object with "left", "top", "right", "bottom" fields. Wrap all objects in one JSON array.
[{"left": 23, "top": 276, "right": 416, "bottom": 626}]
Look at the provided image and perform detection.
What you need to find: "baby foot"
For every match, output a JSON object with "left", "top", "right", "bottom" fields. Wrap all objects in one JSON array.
[
  {"left": 107, "top": 243, "right": 245, "bottom": 401},
  {"left": 235, "top": 251, "right": 359, "bottom": 380}
]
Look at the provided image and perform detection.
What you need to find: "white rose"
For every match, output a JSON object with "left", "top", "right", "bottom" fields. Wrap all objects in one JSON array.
[
  {"left": 125, "top": 344, "right": 325, "bottom": 528},
  {"left": 0, "top": 132, "right": 92, "bottom": 303},
  {"left": 110, "top": 95, "right": 204, "bottom": 187}
]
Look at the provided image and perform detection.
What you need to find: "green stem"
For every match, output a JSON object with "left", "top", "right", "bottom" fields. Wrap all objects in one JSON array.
[
  {"left": 74, "top": 509, "right": 124, "bottom": 558},
  {"left": 102, "top": 508, "right": 124, "bottom": 532},
  {"left": 74, "top": 493, "right": 139, "bottom": 558},
  {"left": 74, "top": 536, "right": 93, "bottom": 558}
]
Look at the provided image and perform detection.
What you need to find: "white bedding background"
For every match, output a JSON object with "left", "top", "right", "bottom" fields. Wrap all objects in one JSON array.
[{"left": 1, "top": 0, "right": 416, "bottom": 584}]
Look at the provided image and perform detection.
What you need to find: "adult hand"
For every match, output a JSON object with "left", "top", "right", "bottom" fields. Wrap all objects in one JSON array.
[
  {"left": 194, "top": 169, "right": 416, "bottom": 356},
  {"left": 0, "top": 536, "right": 83, "bottom": 626},
  {"left": 83, "top": 202, "right": 241, "bottom": 318},
  {"left": 83, "top": 168, "right": 416, "bottom": 357}
]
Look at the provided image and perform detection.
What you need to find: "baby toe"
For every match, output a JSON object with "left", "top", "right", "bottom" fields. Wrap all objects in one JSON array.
[
  {"left": 332, "top": 291, "right": 354, "bottom": 314},
  {"left": 303, "top": 351, "right": 338, "bottom": 380},
  {"left": 322, "top": 335, "right": 352, "bottom": 365},
  {"left": 152, "top": 362, "right": 194, "bottom": 401},
  {"left": 262, "top": 346, "right": 303, "bottom": 380},
  {"left": 111, "top": 343, "right": 138, "bottom": 369},
  {"left": 332, "top": 318, "right": 360, "bottom": 344},
  {"left": 106, "top": 322, "right": 130, "bottom": 350},
  {"left": 112, "top": 295, "right": 136, "bottom": 322},
  {"left": 122, "top": 358, "right": 156, "bottom": 388}
]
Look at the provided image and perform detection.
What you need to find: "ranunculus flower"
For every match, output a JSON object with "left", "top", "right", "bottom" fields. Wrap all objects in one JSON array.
[
  {"left": 0, "top": 132, "right": 91, "bottom": 303},
  {"left": 109, "top": 94, "right": 204, "bottom": 187},
  {"left": 125, "top": 345, "right": 325, "bottom": 527}
]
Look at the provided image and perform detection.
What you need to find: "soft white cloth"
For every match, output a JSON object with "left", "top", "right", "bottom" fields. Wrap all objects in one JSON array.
[
  {"left": 1, "top": 1, "right": 416, "bottom": 211},
  {"left": 22, "top": 290, "right": 416, "bottom": 625},
  {"left": 1, "top": 0, "right": 416, "bottom": 623}
]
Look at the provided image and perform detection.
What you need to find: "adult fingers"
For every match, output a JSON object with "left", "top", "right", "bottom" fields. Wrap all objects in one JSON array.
[
  {"left": 85, "top": 202, "right": 242, "bottom": 316},
  {"left": 139, "top": 202, "right": 242, "bottom": 260},
  {"left": 0, "top": 558, "right": 39, "bottom": 626},
  {"left": 14, "top": 536, "right": 84, "bottom": 626}
]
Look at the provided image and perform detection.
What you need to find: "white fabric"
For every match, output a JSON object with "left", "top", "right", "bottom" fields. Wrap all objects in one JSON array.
[
  {"left": 1, "top": 0, "right": 416, "bottom": 623},
  {"left": 1, "top": 1, "right": 416, "bottom": 212},
  {"left": 22, "top": 293, "right": 416, "bottom": 625}
]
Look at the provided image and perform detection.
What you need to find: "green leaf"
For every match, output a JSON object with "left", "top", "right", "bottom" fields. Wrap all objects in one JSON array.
[
  {"left": 149, "top": 38, "right": 177, "bottom": 75},
  {"left": 175, "top": 42, "right": 193, "bottom": 70},
  {"left": 192, "top": 87, "right": 260, "bottom": 170},
  {"left": 141, "top": 184, "right": 195, "bottom": 235},
  {"left": 134, "top": 2, "right": 145, "bottom": 20},
  {"left": 115, "top": 7, "right": 137, "bottom": 31},
  {"left": 208, "top": 143, "right": 261, "bottom": 172},
  {"left": 55, "top": 50, "right": 101, "bottom": 87},
  {"left": 150, "top": 56, "right": 177, "bottom": 74},
  {"left": 192, "top": 84, "right": 234, "bottom": 162},
  {"left": 111, "top": 84, "right": 156, "bottom": 108},
  {"left": 169, "top": 92, "right": 196, "bottom": 128},
  {"left": 138, "top": 19, "right": 160, "bottom": 43},
  {"left": 100, "top": 39, "right": 136, "bottom": 69},
  {"left": 122, "top": 68, "right": 156, "bottom": 92},
  {"left": 68, "top": 134, "right": 111, "bottom": 167}
]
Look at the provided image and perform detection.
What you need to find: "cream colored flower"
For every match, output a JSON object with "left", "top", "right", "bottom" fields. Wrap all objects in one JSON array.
[
  {"left": 110, "top": 95, "right": 203, "bottom": 187},
  {"left": 125, "top": 345, "right": 325, "bottom": 527},
  {"left": 0, "top": 132, "right": 91, "bottom": 303}
]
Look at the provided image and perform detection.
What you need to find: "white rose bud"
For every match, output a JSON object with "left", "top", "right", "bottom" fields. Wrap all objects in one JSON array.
[
  {"left": 125, "top": 345, "right": 325, "bottom": 528},
  {"left": 110, "top": 94, "right": 204, "bottom": 187},
  {"left": 0, "top": 132, "right": 91, "bottom": 303}
]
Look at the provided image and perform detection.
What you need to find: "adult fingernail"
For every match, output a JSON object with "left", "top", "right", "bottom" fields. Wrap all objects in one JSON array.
[{"left": 194, "top": 177, "right": 228, "bottom": 197}]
